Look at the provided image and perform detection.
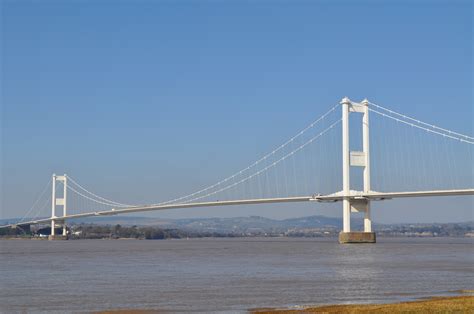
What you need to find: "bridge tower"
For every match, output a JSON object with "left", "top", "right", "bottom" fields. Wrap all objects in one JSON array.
[
  {"left": 49, "top": 174, "right": 68, "bottom": 240},
  {"left": 339, "top": 97, "right": 376, "bottom": 243}
]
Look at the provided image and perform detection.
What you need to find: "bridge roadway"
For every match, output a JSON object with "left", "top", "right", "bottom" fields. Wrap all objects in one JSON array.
[{"left": 1, "top": 189, "right": 473, "bottom": 229}]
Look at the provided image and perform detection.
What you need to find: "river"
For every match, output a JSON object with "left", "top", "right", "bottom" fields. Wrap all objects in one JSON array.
[{"left": 1, "top": 237, "right": 473, "bottom": 313}]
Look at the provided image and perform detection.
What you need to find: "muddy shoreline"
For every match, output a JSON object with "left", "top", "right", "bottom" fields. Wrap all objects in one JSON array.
[{"left": 90, "top": 295, "right": 474, "bottom": 313}]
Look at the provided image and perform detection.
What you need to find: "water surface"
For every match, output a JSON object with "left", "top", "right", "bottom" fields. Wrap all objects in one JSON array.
[{"left": 1, "top": 237, "right": 473, "bottom": 312}]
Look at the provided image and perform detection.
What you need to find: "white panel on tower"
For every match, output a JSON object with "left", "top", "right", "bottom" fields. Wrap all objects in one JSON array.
[{"left": 350, "top": 151, "right": 366, "bottom": 167}]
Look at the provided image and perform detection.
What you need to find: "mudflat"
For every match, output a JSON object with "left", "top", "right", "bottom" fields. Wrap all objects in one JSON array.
[{"left": 252, "top": 296, "right": 474, "bottom": 313}]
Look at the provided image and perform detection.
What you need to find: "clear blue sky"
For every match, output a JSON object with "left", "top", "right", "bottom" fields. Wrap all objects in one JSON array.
[{"left": 1, "top": 0, "right": 473, "bottom": 222}]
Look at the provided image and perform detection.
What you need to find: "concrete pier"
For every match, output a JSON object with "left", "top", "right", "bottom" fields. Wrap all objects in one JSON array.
[
  {"left": 339, "top": 232, "right": 376, "bottom": 244},
  {"left": 48, "top": 235, "right": 68, "bottom": 241}
]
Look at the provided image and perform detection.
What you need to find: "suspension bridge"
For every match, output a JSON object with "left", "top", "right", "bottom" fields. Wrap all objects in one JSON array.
[{"left": 2, "top": 97, "right": 473, "bottom": 243}]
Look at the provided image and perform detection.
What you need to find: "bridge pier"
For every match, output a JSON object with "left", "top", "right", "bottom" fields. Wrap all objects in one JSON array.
[
  {"left": 48, "top": 234, "right": 68, "bottom": 240},
  {"left": 338, "top": 199, "right": 376, "bottom": 243},
  {"left": 48, "top": 222, "right": 68, "bottom": 240},
  {"left": 339, "top": 231, "right": 376, "bottom": 243},
  {"left": 340, "top": 97, "right": 376, "bottom": 243}
]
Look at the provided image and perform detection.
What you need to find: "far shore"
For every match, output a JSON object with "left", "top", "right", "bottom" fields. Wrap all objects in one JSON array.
[{"left": 2, "top": 235, "right": 474, "bottom": 241}]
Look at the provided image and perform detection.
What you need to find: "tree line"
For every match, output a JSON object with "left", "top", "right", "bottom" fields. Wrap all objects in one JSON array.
[{"left": 71, "top": 224, "right": 234, "bottom": 239}]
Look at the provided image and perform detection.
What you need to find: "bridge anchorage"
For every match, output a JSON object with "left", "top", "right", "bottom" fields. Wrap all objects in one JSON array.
[{"left": 2, "top": 96, "right": 473, "bottom": 243}]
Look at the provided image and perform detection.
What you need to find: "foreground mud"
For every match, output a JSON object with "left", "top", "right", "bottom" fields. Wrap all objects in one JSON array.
[{"left": 252, "top": 296, "right": 474, "bottom": 313}]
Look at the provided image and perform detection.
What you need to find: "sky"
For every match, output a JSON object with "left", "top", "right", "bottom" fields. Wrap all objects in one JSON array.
[{"left": 1, "top": 0, "right": 473, "bottom": 223}]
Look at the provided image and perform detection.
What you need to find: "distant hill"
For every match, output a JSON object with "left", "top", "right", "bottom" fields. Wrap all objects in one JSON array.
[
  {"left": 1, "top": 215, "right": 472, "bottom": 237},
  {"left": 0, "top": 215, "right": 358, "bottom": 233},
  {"left": 168, "top": 215, "right": 352, "bottom": 233}
]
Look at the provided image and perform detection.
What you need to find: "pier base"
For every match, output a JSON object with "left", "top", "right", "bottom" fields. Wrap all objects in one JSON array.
[
  {"left": 339, "top": 232, "right": 376, "bottom": 244},
  {"left": 48, "top": 235, "right": 68, "bottom": 241}
]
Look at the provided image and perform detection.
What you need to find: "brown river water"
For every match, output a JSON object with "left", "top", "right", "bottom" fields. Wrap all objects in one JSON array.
[{"left": 1, "top": 237, "right": 473, "bottom": 313}]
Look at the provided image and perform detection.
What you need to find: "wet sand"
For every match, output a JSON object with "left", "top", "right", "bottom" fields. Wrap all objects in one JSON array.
[
  {"left": 252, "top": 295, "right": 474, "bottom": 313},
  {"left": 91, "top": 295, "right": 474, "bottom": 313}
]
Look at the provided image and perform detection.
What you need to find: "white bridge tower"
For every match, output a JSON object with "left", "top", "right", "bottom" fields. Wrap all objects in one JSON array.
[
  {"left": 339, "top": 97, "right": 375, "bottom": 243},
  {"left": 50, "top": 174, "right": 68, "bottom": 240}
]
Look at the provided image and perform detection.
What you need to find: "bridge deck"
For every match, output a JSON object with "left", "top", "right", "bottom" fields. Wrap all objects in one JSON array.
[{"left": 1, "top": 189, "right": 473, "bottom": 229}]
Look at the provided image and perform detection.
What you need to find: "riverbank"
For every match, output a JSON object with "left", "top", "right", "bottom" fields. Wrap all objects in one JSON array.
[
  {"left": 92, "top": 295, "right": 474, "bottom": 313},
  {"left": 252, "top": 295, "right": 474, "bottom": 313}
]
